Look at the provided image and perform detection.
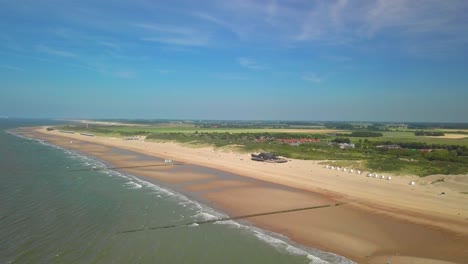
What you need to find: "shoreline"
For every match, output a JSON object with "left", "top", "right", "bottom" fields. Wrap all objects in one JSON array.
[
  {"left": 12, "top": 126, "right": 468, "bottom": 263},
  {"left": 9, "top": 129, "right": 351, "bottom": 263}
]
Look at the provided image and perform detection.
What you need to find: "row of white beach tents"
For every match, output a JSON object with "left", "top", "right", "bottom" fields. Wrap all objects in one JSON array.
[
  {"left": 324, "top": 165, "right": 416, "bottom": 185},
  {"left": 366, "top": 173, "right": 391, "bottom": 181},
  {"left": 325, "top": 165, "right": 362, "bottom": 175}
]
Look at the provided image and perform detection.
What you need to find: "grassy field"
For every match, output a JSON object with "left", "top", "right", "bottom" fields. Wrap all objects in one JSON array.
[
  {"left": 56, "top": 124, "right": 343, "bottom": 136},
  {"left": 352, "top": 131, "right": 468, "bottom": 147},
  {"left": 54, "top": 124, "right": 468, "bottom": 176},
  {"left": 57, "top": 124, "right": 468, "bottom": 145}
]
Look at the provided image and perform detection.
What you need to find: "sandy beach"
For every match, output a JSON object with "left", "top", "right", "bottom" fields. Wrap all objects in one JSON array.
[{"left": 14, "top": 127, "right": 468, "bottom": 263}]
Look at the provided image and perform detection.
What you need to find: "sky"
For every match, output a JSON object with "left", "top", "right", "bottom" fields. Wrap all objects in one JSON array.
[{"left": 1, "top": 0, "right": 468, "bottom": 122}]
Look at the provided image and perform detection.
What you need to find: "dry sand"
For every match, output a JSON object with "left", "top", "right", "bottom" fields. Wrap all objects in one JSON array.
[
  {"left": 14, "top": 127, "right": 468, "bottom": 263},
  {"left": 426, "top": 134, "right": 468, "bottom": 139}
]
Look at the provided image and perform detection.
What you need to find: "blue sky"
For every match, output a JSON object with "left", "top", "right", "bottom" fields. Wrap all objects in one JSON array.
[{"left": 1, "top": 0, "right": 467, "bottom": 122}]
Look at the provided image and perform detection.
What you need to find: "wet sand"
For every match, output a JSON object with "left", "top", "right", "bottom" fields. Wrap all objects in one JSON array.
[{"left": 13, "top": 127, "right": 468, "bottom": 263}]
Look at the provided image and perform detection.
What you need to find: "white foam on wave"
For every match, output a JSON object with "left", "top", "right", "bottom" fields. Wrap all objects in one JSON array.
[
  {"left": 193, "top": 212, "right": 219, "bottom": 221},
  {"left": 17, "top": 134, "right": 111, "bottom": 172},
  {"left": 106, "top": 170, "right": 130, "bottom": 180},
  {"left": 12, "top": 132, "right": 354, "bottom": 264},
  {"left": 125, "top": 181, "right": 142, "bottom": 189},
  {"left": 249, "top": 228, "right": 354, "bottom": 264},
  {"left": 214, "top": 220, "right": 241, "bottom": 228},
  {"left": 185, "top": 201, "right": 354, "bottom": 263}
]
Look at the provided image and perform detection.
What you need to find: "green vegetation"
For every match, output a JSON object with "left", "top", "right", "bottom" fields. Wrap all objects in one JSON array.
[
  {"left": 443, "top": 130, "right": 468, "bottom": 135},
  {"left": 350, "top": 131, "right": 468, "bottom": 147},
  {"left": 415, "top": 131, "right": 445, "bottom": 136},
  {"left": 57, "top": 124, "right": 332, "bottom": 135},
  {"left": 331, "top": 138, "right": 351, "bottom": 143},
  {"left": 349, "top": 131, "right": 383, "bottom": 137},
  {"left": 55, "top": 121, "right": 468, "bottom": 176}
]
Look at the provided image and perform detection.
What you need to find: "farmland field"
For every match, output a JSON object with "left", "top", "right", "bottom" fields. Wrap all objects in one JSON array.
[
  {"left": 56, "top": 124, "right": 344, "bottom": 135},
  {"left": 353, "top": 131, "right": 468, "bottom": 147}
]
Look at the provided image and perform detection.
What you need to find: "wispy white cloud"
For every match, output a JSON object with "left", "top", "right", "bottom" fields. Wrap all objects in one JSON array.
[
  {"left": 215, "top": 72, "right": 249, "bottom": 80},
  {"left": 192, "top": 12, "right": 245, "bottom": 39},
  {"left": 0, "top": 65, "right": 23, "bottom": 71},
  {"left": 296, "top": 0, "right": 468, "bottom": 48},
  {"left": 295, "top": 3, "right": 327, "bottom": 41},
  {"left": 50, "top": 27, "right": 125, "bottom": 53},
  {"left": 198, "top": 0, "right": 468, "bottom": 54},
  {"left": 114, "top": 70, "right": 135, "bottom": 79},
  {"left": 322, "top": 55, "right": 352, "bottom": 62},
  {"left": 156, "top": 69, "right": 171, "bottom": 75},
  {"left": 97, "top": 41, "right": 121, "bottom": 50},
  {"left": 302, "top": 73, "right": 323, "bottom": 83},
  {"left": 142, "top": 36, "right": 207, "bottom": 47},
  {"left": 3, "top": 0, "right": 466, "bottom": 71},
  {"left": 37, "top": 45, "right": 76, "bottom": 58},
  {"left": 137, "top": 23, "right": 209, "bottom": 46},
  {"left": 135, "top": 23, "right": 195, "bottom": 35},
  {"left": 0, "top": 35, "right": 24, "bottom": 52},
  {"left": 237, "top": 57, "right": 266, "bottom": 70}
]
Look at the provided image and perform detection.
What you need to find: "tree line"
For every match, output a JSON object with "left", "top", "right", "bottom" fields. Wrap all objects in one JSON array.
[{"left": 414, "top": 131, "right": 445, "bottom": 136}]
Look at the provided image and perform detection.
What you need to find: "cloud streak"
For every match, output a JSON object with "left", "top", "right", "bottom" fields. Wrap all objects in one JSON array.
[
  {"left": 0, "top": 65, "right": 23, "bottom": 71},
  {"left": 37, "top": 45, "right": 77, "bottom": 58},
  {"left": 193, "top": 0, "right": 468, "bottom": 54},
  {"left": 114, "top": 70, "right": 135, "bottom": 78},
  {"left": 302, "top": 73, "right": 323, "bottom": 83},
  {"left": 137, "top": 23, "right": 209, "bottom": 46},
  {"left": 142, "top": 36, "right": 208, "bottom": 47},
  {"left": 237, "top": 57, "right": 266, "bottom": 70},
  {"left": 10, "top": 0, "right": 467, "bottom": 56}
]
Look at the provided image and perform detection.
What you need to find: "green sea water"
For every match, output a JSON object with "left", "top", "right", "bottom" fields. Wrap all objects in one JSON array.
[{"left": 0, "top": 119, "right": 351, "bottom": 264}]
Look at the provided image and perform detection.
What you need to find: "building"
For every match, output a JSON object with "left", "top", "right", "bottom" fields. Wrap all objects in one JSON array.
[
  {"left": 339, "top": 143, "right": 355, "bottom": 149},
  {"left": 251, "top": 153, "right": 287, "bottom": 163}
]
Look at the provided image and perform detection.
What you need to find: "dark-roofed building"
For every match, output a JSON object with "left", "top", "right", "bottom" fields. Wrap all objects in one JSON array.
[{"left": 251, "top": 152, "right": 287, "bottom": 163}]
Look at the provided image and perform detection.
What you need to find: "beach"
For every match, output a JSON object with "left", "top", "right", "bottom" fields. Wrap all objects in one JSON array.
[{"left": 14, "top": 126, "right": 468, "bottom": 264}]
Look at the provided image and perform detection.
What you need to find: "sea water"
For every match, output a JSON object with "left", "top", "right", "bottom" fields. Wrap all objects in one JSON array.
[{"left": 0, "top": 119, "right": 353, "bottom": 264}]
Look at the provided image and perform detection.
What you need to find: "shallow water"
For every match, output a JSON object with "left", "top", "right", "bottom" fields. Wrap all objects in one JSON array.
[{"left": 0, "top": 119, "right": 352, "bottom": 264}]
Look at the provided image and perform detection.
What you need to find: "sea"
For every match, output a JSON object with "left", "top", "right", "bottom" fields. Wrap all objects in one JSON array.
[{"left": 0, "top": 119, "right": 353, "bottom": 264}]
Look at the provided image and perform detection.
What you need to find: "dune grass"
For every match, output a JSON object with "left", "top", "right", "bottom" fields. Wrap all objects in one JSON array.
[{"left": 54, "top": 124, "right": 468, "bottom": 176}]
